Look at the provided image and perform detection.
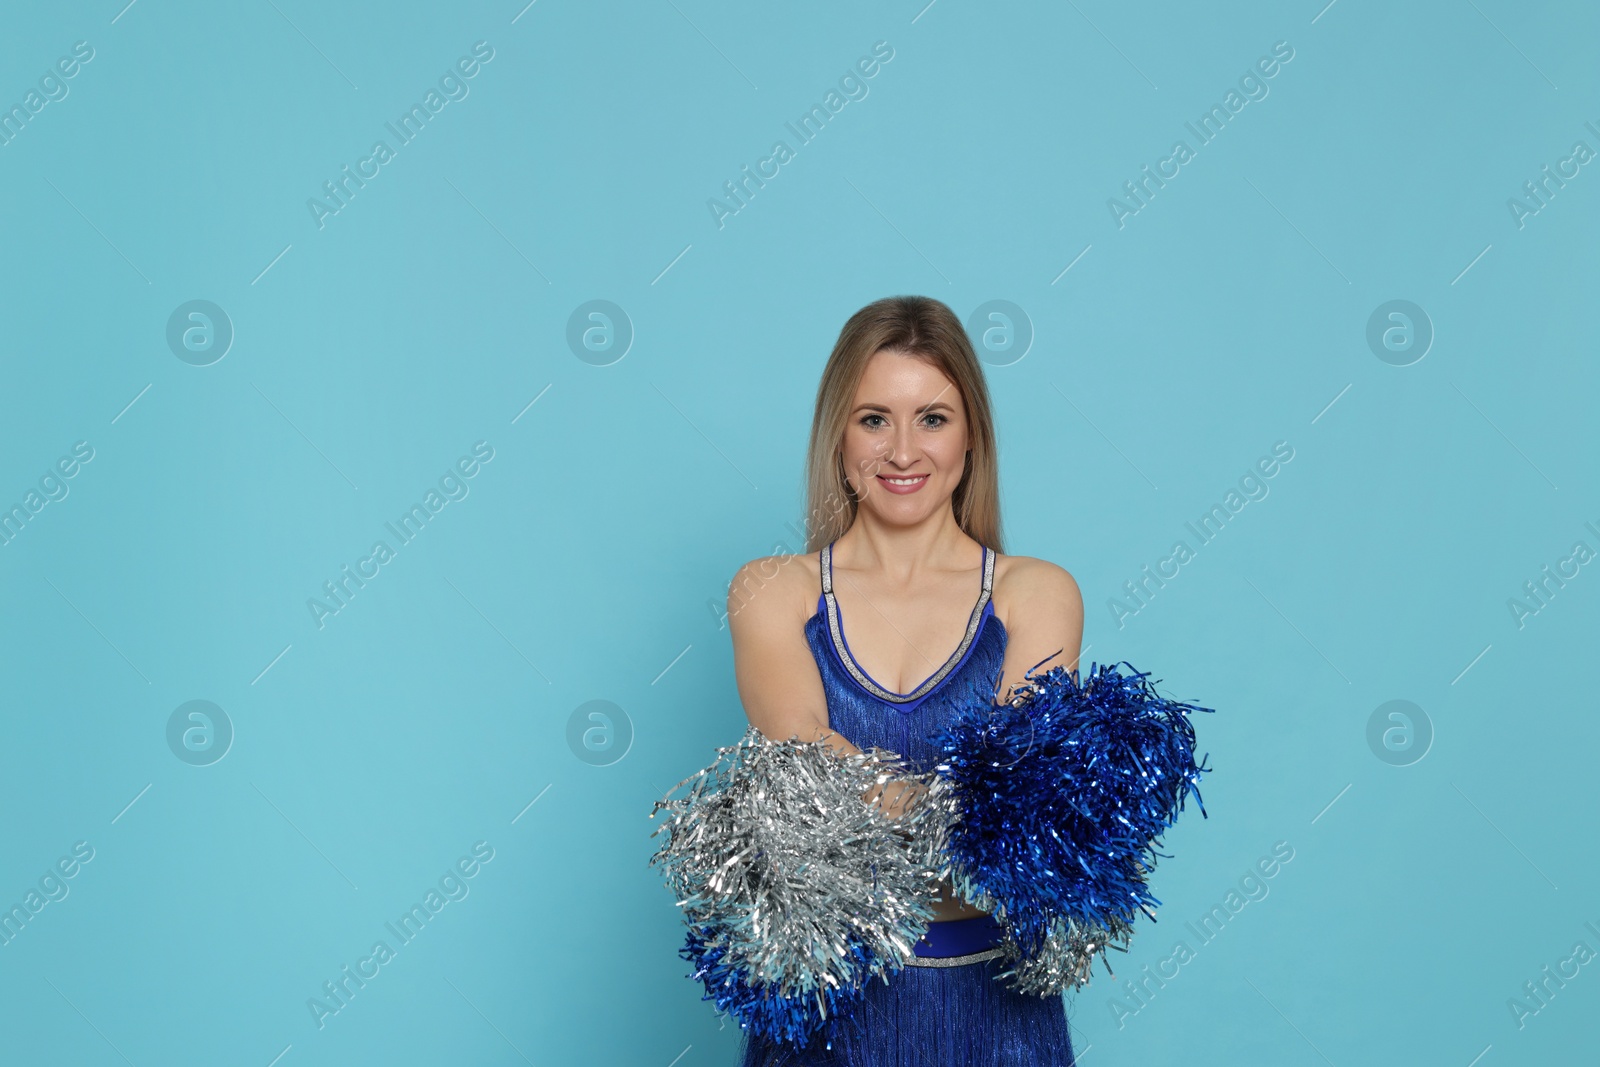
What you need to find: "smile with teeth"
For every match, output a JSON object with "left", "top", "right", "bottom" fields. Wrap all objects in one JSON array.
[{"left": 876, "top": 472, "right": 929, "bottom": 494}]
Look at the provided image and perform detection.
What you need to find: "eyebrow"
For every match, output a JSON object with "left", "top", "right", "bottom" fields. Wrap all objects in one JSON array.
[{"left": 853, "top": 401, "right": 956, "bottom": 414}]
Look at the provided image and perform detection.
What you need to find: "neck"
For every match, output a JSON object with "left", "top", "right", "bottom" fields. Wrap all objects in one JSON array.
[{"left": 834, "top": 506, "right": 976, "bottom": 583}]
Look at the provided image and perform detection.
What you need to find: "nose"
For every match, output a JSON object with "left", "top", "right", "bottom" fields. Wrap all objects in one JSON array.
[{"left": 879, "top": 422, "right": 919, "bottom": 470}]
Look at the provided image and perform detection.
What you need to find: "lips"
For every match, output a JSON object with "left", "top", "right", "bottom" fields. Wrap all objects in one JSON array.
[{"left": 876, "top": 473, "right": 929, "bottom": 495}]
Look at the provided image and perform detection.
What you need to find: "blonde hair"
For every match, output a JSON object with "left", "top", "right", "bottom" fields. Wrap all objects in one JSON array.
[{"left": 802, "top": 295, "right": 1003, "bottom": 553}]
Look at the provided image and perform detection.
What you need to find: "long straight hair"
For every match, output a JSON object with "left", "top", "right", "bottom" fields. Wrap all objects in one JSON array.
[{"left": 802, "top": 296, "right": 1003, "bottom": 554}]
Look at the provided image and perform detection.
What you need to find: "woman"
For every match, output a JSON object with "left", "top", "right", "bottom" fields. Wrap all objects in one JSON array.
[{"left": 727, "top": 295, "right": 1083, "bottom": 1065}]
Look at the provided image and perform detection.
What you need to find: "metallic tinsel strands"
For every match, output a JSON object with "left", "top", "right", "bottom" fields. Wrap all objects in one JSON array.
[
  {"left": 648, "top": 725, "right": 958, "bottom": 1048},
  {"left": 992, "top": 912, "right": 1138, "bottom": 998},
  {"left": 932, "top": 661, "right": 1214, "bottom": 997}
]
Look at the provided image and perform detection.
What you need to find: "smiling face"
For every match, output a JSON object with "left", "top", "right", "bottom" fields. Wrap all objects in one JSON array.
[{"left": 839, "top": 348, "right": 970, "bottom": 524}]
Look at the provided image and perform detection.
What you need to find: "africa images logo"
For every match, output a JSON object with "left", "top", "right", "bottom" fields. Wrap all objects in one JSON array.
[
  {"left": 706, "top": 40, "right": 895, "bottom": 229},
  {"left": 307, "top": 41, "right": 495, "bottom": 230},
  {"left": 1106, "top": 40, "right": 1295, "bottom": 229},
  {"left": 307, "top": 441, "right": 495, "bottom": 629}
]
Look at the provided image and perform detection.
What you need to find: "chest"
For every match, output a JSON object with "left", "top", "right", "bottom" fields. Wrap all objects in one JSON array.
[
  {"left": 817, "top": 542, "right": 998, "bottom": 699},
  {"left": 805, "top": 610, "right": 1008, "bottom": 769},
  {"left": 824, "top": 581, "right": 989, "bottom": 694}
]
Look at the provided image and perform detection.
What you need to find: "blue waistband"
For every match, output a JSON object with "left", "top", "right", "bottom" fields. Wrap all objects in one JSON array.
[{"left": 912, "top": 913, "right": 1004, "bottom": 958}]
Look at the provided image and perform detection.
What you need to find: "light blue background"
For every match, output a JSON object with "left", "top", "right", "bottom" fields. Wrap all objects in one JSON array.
[{"left": 1, "top": 1, "right": 1595, "bottom": 1064}]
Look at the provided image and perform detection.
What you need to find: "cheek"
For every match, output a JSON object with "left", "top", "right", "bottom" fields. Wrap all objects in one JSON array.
[
  {"left": 931, "top": 431, "right": 968, "bottom": 471},
  {"left": 840, "top": 428, "right": 883, "bottom": 464}
]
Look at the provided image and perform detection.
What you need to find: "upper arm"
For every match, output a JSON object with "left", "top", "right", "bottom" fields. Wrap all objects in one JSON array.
[
  {"left": 727, "top": 556, "right": 832, "bottom": 745},
  {"left": 994, "top": 557, "right": 1085, "bottom": 703}
]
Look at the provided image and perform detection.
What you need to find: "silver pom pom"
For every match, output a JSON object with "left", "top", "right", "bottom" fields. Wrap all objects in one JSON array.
[
  {"left": 649, "top": 725, "right": 956, "bottom": 1014},
  {"left": 992, "top": 914, "right": 1136, "bottom": 996}
]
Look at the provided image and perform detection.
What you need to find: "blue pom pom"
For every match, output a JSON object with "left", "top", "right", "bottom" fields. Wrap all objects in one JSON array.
[{"left": 931, "top": 660, "right": 1213, "bottom": 958}]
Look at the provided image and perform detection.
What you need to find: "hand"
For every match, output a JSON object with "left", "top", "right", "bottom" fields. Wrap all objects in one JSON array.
[{"left": 863, "top": 775, "right": 929, "bottom": 822}]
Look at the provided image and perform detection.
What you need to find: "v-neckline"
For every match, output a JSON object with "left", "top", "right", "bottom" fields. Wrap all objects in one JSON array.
[{"left": 819, "top": 541, "right": 995, "bottom": 706}]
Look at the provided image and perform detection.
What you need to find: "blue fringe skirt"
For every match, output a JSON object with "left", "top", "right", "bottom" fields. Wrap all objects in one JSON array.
[{"left": 737, "top": 915, "right": 1077, "bottom": 1066}]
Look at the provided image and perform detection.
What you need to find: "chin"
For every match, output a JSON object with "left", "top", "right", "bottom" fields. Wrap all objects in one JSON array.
[{"left": 866, "top": 500, "right": 946, "bottom": 523}]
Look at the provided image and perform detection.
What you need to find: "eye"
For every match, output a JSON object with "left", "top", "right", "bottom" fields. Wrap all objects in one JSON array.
[
  {"left": 920, "top": 412, "right": 948, "bottom": 428},
  {"left": 859, "top": 413, "right": 887, "bottom": 429}
]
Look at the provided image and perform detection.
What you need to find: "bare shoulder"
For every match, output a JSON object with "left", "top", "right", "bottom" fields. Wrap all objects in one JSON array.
[
  {"left": 995, "top": 553, "right": 1082, "bottom": 601},
  {"left": 727, "top": 550, "right": 819, "bottom": 634},
  {"left": 994, "top": 554, "right": 1084, "bottom": 624}
]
